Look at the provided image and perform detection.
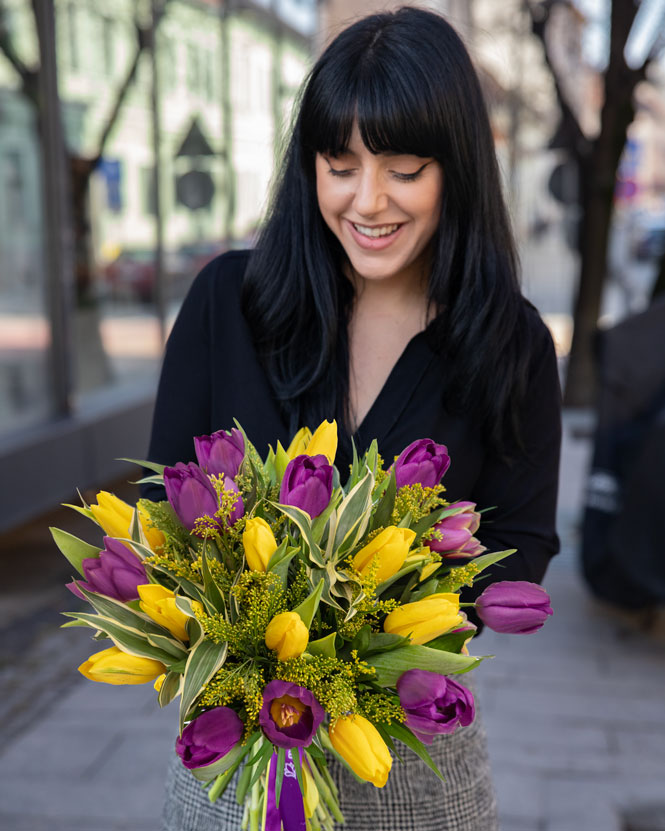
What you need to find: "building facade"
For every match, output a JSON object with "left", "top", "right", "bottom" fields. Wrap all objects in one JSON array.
[{"left": 0, "top": 0, "right": 315, "bottom": 531}]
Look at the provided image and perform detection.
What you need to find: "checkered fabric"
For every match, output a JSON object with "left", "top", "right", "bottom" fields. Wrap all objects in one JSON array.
[{"left": 161, "top": 709, "right": 497, "bottom": 831}]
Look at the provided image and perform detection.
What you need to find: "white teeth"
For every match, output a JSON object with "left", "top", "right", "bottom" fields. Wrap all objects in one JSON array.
[{"left": 353, "top": 223, "right": 400, "bottom": 238}]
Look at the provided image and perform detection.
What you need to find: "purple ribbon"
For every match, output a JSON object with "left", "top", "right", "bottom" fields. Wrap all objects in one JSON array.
[{"left": 266, "top": 749, "right": 307, "bottom": 831}]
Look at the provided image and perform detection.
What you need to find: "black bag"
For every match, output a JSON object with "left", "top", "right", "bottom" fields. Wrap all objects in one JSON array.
[{"left": 581, "top": 299, "right": 665, "bottom": 609}]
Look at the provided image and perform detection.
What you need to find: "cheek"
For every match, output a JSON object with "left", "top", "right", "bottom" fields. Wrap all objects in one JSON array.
[{"left": 316, "top": 176, "right": 348, "bottom": 226}]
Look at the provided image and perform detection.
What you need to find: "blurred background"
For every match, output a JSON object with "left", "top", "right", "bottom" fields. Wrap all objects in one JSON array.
[{"left": 1, "top": 1, "right": 664, "bottom": 830}]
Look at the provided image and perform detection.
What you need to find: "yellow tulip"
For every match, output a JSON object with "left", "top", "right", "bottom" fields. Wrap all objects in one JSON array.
[
  {"left": 352, "top": 526, "right": 416, "bottom": 584},
  {"left": 264, "top": 611, "right": 309, "bottom": 660},
  {"left": 90, "top": 491, "right": 164, "bottom": 551},
  {"left": 329, "top": 714, "right": 392, "bottom": 787},
  {"left": 138, "top": 584, "right": 190, "bottom": 642},
  {"left": 242, "top": 517, "right": 278, "bottom": 572},
  {"left": 306, "top": 419, "right": 338, "bottom": 464},
  {"left": 302, "top": 760, "right": 319, "bottom": 818},
  {"left": 383, "top": 592, "right": 462, "bottom": 645},
  {"left": 78, "top": 645, "right": 165, "bottom": 686},
  {"left": 154, "top": 673, "right": 166, "bottom": 692},
  {"left": 286, "top": 426, "right": 312, "bottom": 459}
]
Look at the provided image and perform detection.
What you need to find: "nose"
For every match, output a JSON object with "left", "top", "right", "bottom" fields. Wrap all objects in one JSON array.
[{"left": 352, "top": 169, "right": 389, "bottom": 218}]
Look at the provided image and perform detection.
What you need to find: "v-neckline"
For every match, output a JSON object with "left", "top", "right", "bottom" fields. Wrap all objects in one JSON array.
[{"left": 347, "top": 325, "right": 438, "bottom": 450}]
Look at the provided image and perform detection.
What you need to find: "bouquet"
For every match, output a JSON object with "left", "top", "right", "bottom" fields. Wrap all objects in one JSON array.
[{"left": 52, "top": 420, "right": 552, "bottom": 830}]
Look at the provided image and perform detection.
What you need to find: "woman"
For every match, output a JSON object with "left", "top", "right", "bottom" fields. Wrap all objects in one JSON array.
[{"left": 143, "top": 8, "right": 561, "bottom": 830}]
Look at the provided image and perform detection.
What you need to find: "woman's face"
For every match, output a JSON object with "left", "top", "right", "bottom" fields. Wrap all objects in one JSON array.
[{"left": 315, "top": 123, "right": 443, "bottom": 289}]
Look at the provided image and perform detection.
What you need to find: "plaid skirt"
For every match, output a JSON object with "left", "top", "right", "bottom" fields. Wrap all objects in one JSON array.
[{"left": 161, "top": 708, "right": 498, "bottom": 831}]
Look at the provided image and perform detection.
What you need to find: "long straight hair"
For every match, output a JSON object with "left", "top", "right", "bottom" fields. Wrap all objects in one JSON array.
[{"left": 242, "top": 7, "right": 534, "bottom": 455}]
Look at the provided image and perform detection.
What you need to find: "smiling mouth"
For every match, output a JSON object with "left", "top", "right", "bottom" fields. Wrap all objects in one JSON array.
[{"left": 351, "top": 222, "right": 402, "bottom": 238}]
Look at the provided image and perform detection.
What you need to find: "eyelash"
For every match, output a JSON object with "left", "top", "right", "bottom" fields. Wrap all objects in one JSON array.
[{"left": 327, "top": 167, "right": 424, "bottom": 182}]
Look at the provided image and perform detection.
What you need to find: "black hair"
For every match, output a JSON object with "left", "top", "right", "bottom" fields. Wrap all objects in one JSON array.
[{"left": 242, "top": 6, "right": 534, "bottom": 456}]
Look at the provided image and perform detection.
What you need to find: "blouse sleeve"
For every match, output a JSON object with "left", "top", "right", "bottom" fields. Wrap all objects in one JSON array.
[
  {"left": 139, "top": 262, "right": 215, "bottom": 501},
  {"left": 462, "top": 317, "right": 562, "bottom": 625}
]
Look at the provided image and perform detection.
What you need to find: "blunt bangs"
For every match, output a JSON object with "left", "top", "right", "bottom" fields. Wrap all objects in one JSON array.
[{"left": 300, "top": 21, "right": 454, "bottom": 161}]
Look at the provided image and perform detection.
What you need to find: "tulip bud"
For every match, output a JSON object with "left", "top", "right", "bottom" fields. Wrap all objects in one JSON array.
[
  {"left": 305, "top": 419, "right": 338, "bottom": 464},
  {"left": 90, "top": 492, "right": 164, "bottom": 551},
  {"left": 396, "top": 669, "right": 475, "bottom": 743},
  {"left": 78, "top": 645, "right": 165, "bottom": 685},
  {"left": 163, "top": 462, "right": 219, "bottom": 533},
  {"left": 176, "top": 707, "right": 244, "bottom": 770},
  {"left": 393, "top": 439, "right": 450, "bottom": 489},
  {"left": 383, "top": 592, "right": 462, "bottom": 645},
  {"left": 265, "top": 611, "right": 309, "bottom": 660},
  {"left": 428, "top": 502, "right": 486, "bottom": 559},
  {"left": 67, "top": 537, "right": 147, "bottom": 602},
  {"left": 194, "top": 428, "right": 245, "bottom": 478},
  {"left": 279, "top": 455, "right": 333, "bottom": 519},
  {"left": 475, "top": 581, "right": 553, "bottom": 634},
  {"left": 243, "top": 517, "right": 278, "bottom": 572},
  {"left": 138, "top": 584, "right": 192, "bottom": 642},
  {"left": 352, "top": 526, "right": 416, "bottom": 584},
  {"left": 329, "top": 714, "right": 392, "bottom": 787},
  {"left": 286, "top": 426, "right": 312, "bottom": 459}
]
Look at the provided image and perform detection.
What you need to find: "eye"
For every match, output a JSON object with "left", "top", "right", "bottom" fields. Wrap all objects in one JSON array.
[
  {"left": 390, "top": 162, "right": 430, "bottom": 182},
  {"left": 327, "top": 166, "right": 355, "bottom": 177}
]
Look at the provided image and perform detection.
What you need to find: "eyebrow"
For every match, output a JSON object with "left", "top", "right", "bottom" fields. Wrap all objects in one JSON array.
[{"left": 324, "top": 151, "right": 432, "bottom": 165}]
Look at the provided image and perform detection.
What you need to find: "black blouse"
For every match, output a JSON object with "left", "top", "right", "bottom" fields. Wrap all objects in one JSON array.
[{"left": 141, "top": 250, "right": 561, "bottom": 629}]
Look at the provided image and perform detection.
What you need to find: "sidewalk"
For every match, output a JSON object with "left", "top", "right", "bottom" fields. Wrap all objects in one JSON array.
[{"left": 1, "top": 411, "right": 664, "bottom": 831}]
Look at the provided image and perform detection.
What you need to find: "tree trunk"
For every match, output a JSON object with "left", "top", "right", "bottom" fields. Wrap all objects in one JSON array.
[{"left": 563, "top": 0, "right": 645, "bottom": 406}]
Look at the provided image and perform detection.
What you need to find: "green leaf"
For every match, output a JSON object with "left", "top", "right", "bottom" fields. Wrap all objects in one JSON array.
[
  {"left": 158, "top": 671, "right": 181, "bottom": 707},
  {"left": 247, "top": 741, "right": 274, "bottom": 791},
  {"left": 366, "top": 644, "right": 482, "bottom": 686},
  {"left": 118, "top": 457, "right": 166, "bottom": 475},
  {"left": 349, "top": 624, "right": 371, "bottom": 655},
  {"left": 146, "top": 632, "right": 189, "bottom": 659},
  {"left": 385, "top": 721, "right": 444, "bottom": 780},
  {"left": 199, "top": 545, "right": 226, "bottom": 613},
  {"left": 273, "top": 502, "right": 325, "bottom": 567},
  {"left": 307, "top": 632, "right": 337, "bottom": 658},
  {"left": 292, "top": 578, "right": 324, "bottom": 629},
  {"left": 275, "top": 746, "right": 286, "bottom": 808},
  {"left": 235, "top": 756, "right": 253, "bottom": 804},
  {"left": 76, "top": 584, "right": 169, "bottom": 638},
  {"left": 179, "top": 640, "right": 229, "bottom": 732},
  {"left": 62, "top": 502, "right": 96, "bottom": 522},
  {"left": 290, "top": 747, "right": 305, "bottom": 796},
  {"left": 469, "top": 549, "right": 516, "bottom": 573},
  {"left": 364, "top": 632, "right": 410, "bottom": 656},
  {"left": 50, "top": 528, "right": 100, "bottom": 576},
  {"left": 331, "top": 468, "right": 374, "bottom": 556},
  {"left": 189, "top": 734, "right": 258, "bottom": 783},
  {"left": 426, "top": 630, "right": 475, "bottom": 654},
  {"left": 70, "top": 612, "right": 181, "bottom": 663},
  {"left": 370, "top": 470, "right": 396, "bottom": 532}
]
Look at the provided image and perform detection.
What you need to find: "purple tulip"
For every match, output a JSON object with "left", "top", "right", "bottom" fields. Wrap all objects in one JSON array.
[
  {"left": 259, "top": 680, "right": 325, "bottom": 749},
  {"left": 175, "top": 707, "right": 244, "bottom": 769},
  {"left": 67, "top": 537, "right": 147, "bottom": 602},
  {"left": 194, "top": 428, "right": 245, "bottom": 478},
  {"left": 476, "top": 581, "right": 553, "bottom": 634},
  {"left": 396, "top": 669, "right": 475, "bottom": 744},
  {"left": 164, "top": 462, "right": 219, "bottom": 532},
  {"left": 279, "top": 454, "right": 333, "bottom": 519},
  {"left": 393, "top": 439, "right": 451, "bottom": 489},
  {"left": 429, "top": 502, "right": 486, "bottom": 560}
]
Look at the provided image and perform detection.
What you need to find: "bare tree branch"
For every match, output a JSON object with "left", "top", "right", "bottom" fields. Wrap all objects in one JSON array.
[
  {"left": 91, "top": 0, "right": 170, "bottom": 168},
  {"left": 0, "top": 0, "right": 40, "bottom": 105},
  {"left": 524, "top": 0, "right": 589, "bottom": 159}
]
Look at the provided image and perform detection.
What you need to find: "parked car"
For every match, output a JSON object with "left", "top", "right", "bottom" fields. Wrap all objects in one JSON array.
[{"left": 101, "top": 248, "right": 187, "bottom": 303}]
